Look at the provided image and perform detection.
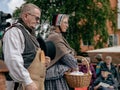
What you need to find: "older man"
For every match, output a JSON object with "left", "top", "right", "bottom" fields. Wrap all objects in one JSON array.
[{"left": 2, "top": 3, "right": 50, "bottom": 90}]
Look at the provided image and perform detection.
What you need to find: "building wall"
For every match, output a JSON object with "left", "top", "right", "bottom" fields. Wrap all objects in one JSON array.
[
  {"left": 80, "top": 0, "right": 118, "bottom": 52},
  {"left": 86, "top": 0, "right": 120, "bottom": 65}
]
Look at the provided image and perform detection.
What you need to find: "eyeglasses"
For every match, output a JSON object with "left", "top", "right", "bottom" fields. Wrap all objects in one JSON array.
[{"left": 28, "top": 13, "right": 40, "bottom": 21}]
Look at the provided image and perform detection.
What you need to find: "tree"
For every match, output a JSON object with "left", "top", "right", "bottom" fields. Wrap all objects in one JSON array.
[{"left": 13, "top": 0, "right": 117, "bottom": 54}]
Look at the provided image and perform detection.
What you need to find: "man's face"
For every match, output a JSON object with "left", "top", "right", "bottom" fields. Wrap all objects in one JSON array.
[
  {"left": 25, "top": 8, "right": 40, "bottom": 29},
  {"left": 105, "top": 58, "right": 112, "bottom": 65}
]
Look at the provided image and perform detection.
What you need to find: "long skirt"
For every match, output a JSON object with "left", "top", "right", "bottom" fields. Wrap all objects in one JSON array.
[
  {"left": 45, "top": 54, "right": 77, "bottom": 90},
  {"left": 45, "top": 76, "right": 73, "bottom": 90}
]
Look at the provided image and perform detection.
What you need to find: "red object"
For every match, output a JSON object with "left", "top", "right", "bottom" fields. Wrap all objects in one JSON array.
[{"left": 75, "top": 87, "right": 87, "bottom": 90}]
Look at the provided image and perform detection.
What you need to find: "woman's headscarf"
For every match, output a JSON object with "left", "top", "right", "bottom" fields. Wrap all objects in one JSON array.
[{"left": 52, "top": 14, "right": 69, "bottom": 26}]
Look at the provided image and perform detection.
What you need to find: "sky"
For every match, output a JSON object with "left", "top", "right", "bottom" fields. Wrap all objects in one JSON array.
[{"left": 0, "top": 0, "right": 25, "bottom": 14}]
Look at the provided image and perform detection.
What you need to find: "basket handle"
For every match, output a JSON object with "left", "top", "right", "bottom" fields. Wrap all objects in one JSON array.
[{"left": 75, "top": 56, "right": 92, "bottom": 75}]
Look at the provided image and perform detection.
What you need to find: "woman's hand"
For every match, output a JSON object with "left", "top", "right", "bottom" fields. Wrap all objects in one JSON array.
[{"left": 66, "top": 68, "right": 79, "bottom": 72}]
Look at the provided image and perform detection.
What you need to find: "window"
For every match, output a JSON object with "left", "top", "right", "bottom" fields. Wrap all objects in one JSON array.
[{"left": 108, "top": 34, "right": 119, "bottom": 46}]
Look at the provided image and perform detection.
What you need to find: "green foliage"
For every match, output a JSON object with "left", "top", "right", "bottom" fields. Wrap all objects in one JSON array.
[
  {"left": 13, "top": 0, "right": 117, "bottom": 53},
  {"left": 13, "top": 8, "right": 21, "bottom": 18}
]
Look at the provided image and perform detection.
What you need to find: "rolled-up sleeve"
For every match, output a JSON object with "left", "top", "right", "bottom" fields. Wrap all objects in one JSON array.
[{"left": 3, "top": 27, "right": 33, "bottom": 86}]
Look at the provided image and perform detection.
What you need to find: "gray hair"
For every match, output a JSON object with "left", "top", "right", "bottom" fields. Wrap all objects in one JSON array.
[
  {"left": 105, "top": 56, "right": 112, "bottom": 60},
  {"left": 20, "top": 3, "right": 41, "bottom": 17}
]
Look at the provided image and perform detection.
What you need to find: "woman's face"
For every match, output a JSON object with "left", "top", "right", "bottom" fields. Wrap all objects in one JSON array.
[
  {"left": 60, "top": 17, "right": 69, "bottom": 32},
  {"left": 81, "top": 59, "right": 86, "bottom": 65},
  {"left": 81, "top": 58, "right": 88, "bottom": 65}
]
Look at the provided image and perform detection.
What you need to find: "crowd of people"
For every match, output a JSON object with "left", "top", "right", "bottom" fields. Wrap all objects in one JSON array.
[
  {"left": 92, "top": 55, "right": 120, "bottom": 90},
  {"left": 76, "top": 53, "right": 120, "bottom": 90},
  {"left": 1, "top": 3, "right": 120, "bottom": 90}
]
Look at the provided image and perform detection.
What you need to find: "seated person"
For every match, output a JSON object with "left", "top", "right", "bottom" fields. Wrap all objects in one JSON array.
[
  {"left": 101, "top": 56, "right": 119, "bottom": 83},
  {"left": 79, "top": 56, "right": 96, "bottom": 86},
  {"left": 75, "top": 56, "right": 91, "bottom": 90},
  {"left": 77, "top": 53, "right": 96, "bottom": 90},
  {"left": 92, "top": 70, "right": 117, "bottom": 90},
  {"left": 94, "top": 54, "right": 104, "bottom": 77}
]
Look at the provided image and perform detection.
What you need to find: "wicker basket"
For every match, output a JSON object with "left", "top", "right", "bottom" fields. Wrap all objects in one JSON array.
[{"left": 65, "top": 56, "right": 92, "bottom": 88}]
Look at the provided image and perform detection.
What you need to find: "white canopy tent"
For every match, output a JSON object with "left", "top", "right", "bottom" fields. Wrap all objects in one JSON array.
[
  {"left": 87, "top": 46, "right": 120, "bottom": 53},
  {"left": 87, "top": 46, "right": 120, "bottom": 64}
]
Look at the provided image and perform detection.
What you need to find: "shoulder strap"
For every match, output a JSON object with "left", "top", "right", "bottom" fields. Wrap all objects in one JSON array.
[
  {"left": 2, "top": 23, "right": 39, "bottom": 48},
  {"left": 2, "top": 23, "right": 17, "bottom": 40}
]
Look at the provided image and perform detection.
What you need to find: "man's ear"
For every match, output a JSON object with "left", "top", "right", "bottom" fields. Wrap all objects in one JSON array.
[{"left": 22, "top": 13, "right": 28, "bottom": 20}]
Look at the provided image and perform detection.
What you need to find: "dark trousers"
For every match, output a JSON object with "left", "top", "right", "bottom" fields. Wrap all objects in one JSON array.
[{"left": 98, "top": 86, "right": 114, "bottom": 90}]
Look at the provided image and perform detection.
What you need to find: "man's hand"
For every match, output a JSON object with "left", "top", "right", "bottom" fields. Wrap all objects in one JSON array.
[
  {"left": 25, "top": 82, "right": 38, "bottom": 90},
  {"left": 40, "top": 50, "right": 51, "bottom": 67},
  {"left": 94, "top": 83, "right": 101, "bottom": 90},
  {"left": 108, "top": 86, "right": 114, "bottom": 89}
]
